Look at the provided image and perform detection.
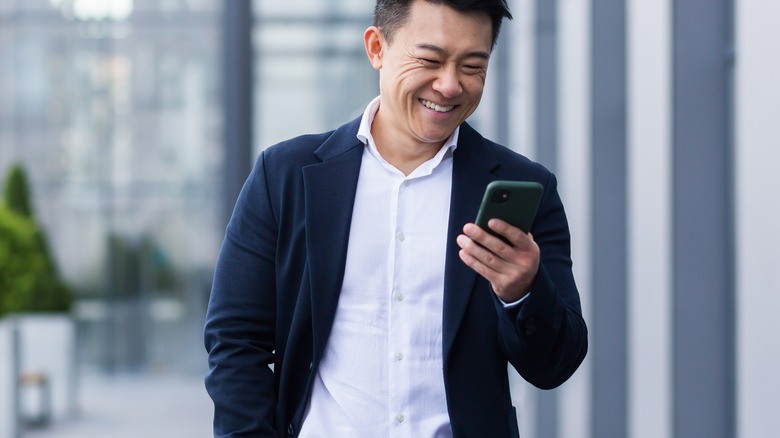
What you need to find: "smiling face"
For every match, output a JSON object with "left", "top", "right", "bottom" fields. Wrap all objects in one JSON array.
[{"left": 364, "top": 0, "right": 493, "bottom": 157}]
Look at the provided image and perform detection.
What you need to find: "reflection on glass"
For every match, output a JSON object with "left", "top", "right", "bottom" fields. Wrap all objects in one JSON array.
[
  {"left": 0, "top": 0, "right": 380, "bottom": 381},
  {"left": 254, "top": 0, "right": 377, "bottom": 152},
  {"left": 0, "top": 1, "right": 220, "bottom": 374}
]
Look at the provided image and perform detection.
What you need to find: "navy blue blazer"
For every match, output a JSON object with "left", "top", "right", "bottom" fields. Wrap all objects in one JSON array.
[{"left": 204, "top": 117, "right": 588, "bottom": 437}]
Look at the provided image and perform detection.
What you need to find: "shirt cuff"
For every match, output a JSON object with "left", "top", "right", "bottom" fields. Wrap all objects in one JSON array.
[{"left": 498, "top": 292, "right": 531, "bottom": 308}]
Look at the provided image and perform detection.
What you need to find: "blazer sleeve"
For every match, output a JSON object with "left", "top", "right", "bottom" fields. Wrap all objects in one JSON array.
[
  {"left": 495, "top": 172, "right": 588, "bottom": 390},
  {"left": 204, "top": 151, "right": 279, "bottom": 437}
]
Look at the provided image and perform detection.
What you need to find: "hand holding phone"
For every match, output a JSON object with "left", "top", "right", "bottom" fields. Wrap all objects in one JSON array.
[
  {"left": 460, "top": 180, "right": 544, "bottom": 301},
  {"left": 475, "top": 181, "right": 543, "bottom": 242}
]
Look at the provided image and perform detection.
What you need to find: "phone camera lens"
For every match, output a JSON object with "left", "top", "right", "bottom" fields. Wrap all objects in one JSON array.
[{"left": 492, "top": 189, "right": 510, "bottom": 203}]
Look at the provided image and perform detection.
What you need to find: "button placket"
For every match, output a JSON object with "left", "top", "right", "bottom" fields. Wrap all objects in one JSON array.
[{"left": 389, "top": 177, "right": 407, "bottom": 435}]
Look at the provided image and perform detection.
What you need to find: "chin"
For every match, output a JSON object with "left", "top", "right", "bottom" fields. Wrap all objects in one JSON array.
[
  {"left": 419, "top": 134, "right": 454, "bottom": 145},
  {"left": 416, "top": 124, "right": 458, "bottom": 139}
]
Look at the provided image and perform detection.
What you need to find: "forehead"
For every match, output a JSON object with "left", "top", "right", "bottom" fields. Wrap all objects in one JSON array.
[{"left": 394, "top": 0, "right": 493, "bottom": 52}]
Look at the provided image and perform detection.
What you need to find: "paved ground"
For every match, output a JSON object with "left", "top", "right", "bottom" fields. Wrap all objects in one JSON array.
[{"left": 23, "top": 373, "right": 213, "bottom": 438}]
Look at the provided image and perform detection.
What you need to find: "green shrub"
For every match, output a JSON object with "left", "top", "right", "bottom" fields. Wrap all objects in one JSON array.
[
  {"left": 0, "top": 206, "right": 47, "bottom": 316},
  {"left": 3, "top": 164, "right": 33, "bottom": 218},
  {"left": 0, "top": 164, "right": 72, "bottom": 316}
]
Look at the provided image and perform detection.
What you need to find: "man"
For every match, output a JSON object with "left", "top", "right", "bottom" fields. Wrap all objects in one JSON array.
[{"left": 205, "top": 0, "right": 588, "bottom": 436}]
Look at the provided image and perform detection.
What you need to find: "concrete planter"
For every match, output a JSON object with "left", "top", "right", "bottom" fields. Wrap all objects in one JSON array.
[
  {"left": 0, "top": 318, "right": 21, "bottom": 438},
  {"left": 0, "top": 314, "right": 77, "bottom": 438}
]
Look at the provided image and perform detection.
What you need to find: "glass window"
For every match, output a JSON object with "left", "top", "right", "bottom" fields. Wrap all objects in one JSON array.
[
  {"left": 253, "top": 1, "right": 376, "bottom": 152},
  {"left": 0, "top": 0, "right": 221, "bottom": 373}
]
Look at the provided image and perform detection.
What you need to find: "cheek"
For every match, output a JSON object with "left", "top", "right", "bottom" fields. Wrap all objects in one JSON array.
[
  {"left": 462, "top": 75, "right": 486, "bottom": 95},
  {"left": 395, "top": 67, "right": 430, "bottom": 92}
]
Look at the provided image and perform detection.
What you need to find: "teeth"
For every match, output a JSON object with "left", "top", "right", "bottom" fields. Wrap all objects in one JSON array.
[{"left": 420, "top": 99, "right": 454, "bottom": 113}]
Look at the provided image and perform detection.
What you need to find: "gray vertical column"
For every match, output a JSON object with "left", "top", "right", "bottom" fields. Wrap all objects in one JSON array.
[
  {"left": 493, "top": 23, "right": 510, "bottom": 147},
  {"left": 11, "top": 323, "right": 21, "bottom": 438},
  {"left": 222, "top": 0, "right": 255, "bottom": 229},
  {"left": 533, "top": 1, "right": 559, "bottom": 437},
  {"left": 591, "top": 0, "right": 627, "bottom": 437},
  {"left": 535, "top": 0, "right": 558, "bottom": 173},
  {"left": 672, "top": 1, "right": 735, "bottom": 437}
]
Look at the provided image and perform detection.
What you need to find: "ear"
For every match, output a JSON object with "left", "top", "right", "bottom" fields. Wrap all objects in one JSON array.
[{"left": 364, "top": 26, "right": 385, "bottom": 70}]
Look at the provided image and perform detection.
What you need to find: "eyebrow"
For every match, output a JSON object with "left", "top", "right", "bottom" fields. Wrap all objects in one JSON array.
[{"left": 415, "top": 43, "right": 490, "bottom": 61}]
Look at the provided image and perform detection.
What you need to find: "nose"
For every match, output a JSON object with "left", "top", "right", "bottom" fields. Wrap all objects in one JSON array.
[{"left": 432, "top": 65, "right": 462, "bottom": 98}]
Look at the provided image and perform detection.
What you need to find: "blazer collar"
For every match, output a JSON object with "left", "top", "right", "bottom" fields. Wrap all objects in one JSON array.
[{"left": 313, "top": 116, "right": 363, "bottom": 161}]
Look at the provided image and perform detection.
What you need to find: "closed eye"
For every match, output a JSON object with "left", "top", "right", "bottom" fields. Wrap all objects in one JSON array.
[{"left": 463, "top": 65, "right": 485, "bottom": 74}]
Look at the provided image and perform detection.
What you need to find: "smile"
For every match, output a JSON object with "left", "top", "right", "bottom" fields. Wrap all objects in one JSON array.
[{"left": 420, "top": 99, "right": 455, "bottom": 113}]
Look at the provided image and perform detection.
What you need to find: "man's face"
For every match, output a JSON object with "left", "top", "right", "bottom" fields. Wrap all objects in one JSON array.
[{"left": 366, "top": 0, "right": 493, "bottom": 149}]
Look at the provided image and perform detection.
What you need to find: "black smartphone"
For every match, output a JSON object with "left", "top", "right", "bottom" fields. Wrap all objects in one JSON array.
[{"left": 475, "top": 180, "right": 544, "bottom": 240}]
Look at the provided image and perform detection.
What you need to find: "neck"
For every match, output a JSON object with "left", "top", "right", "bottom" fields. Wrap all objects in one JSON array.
[{"left": 370, "top": 116, "right": 447, "bottom": 176}]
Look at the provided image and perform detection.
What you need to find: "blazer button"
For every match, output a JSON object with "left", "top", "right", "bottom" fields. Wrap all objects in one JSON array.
[
  {"left": 288, "top": 424, "right": 295, "bottom": 436},
  {"left": 524, "top": 317, "right": 538, "bottom": 336}
]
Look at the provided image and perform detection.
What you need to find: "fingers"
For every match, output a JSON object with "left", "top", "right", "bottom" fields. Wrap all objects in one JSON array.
[
  {"left": 456, "top": 221, "right": 529, "bottom": 274},
  {"left": 462, "top": 220, "right": 531, "bottom": 258},
  {"left": 456, "top": 240, "right": 499, "bottom": 279},
  {"left": 456, "top": 232, "right": 504, "bottom": 273},
  {"left": 458, "top": 225, "right": 505, "bottom": 265},
  {"left": 457, "top": 221, "right": 540, "bottom": 302},
  {"left": 484, "top": 219, "right": 531, "bottom": 248}
]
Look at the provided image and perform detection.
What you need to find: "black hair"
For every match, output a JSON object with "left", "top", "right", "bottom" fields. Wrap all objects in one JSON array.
[{"left": 373, "top": 0, "right": 513, "bottom": 49}]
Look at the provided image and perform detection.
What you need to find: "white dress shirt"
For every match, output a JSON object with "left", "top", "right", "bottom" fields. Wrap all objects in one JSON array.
[{"left": 298, "top": 96, "right": 458, "bottom": 438}]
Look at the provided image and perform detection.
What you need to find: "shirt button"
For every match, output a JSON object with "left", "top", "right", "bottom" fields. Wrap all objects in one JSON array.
[
  {"left": 403, "top": 180, "right": 410, "bottom": 187},
  {"left": 394, "top": 352, "right": 404, "bottom": 361},
  {"left": 394, "top": 292, "right": 404, "bottom": 302},
  {"left": 397, "top": 232, "right": 405, "bottom": 241},
  {"left": 395, "top": 414, "right": 404, "bottom": 423}
]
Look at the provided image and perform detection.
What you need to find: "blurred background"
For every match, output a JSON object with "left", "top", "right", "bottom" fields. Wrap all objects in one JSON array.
[{"left": 0, "top": 0, "right": 777, "bottom": 438}]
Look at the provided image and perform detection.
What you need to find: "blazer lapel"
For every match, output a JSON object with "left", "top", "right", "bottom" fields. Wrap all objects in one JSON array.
[
  {"left": 302, "top": 118, "right": 364, "bottom": 363},
  {"left": 442, "top": 123, "right": 501, "bottom": 361}
]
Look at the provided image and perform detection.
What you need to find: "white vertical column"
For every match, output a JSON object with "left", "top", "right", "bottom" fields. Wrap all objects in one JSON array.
[
  {"left": 504, "top": 0, "right": 536, "bottom": 437},
  {"left": 507, "top": 0, "right": 537, "bottom": 159},
  {"left": 626, "top": 0, "right": 672, "bottom": 437},
  {"left": 504, "top": 2, "right": 539, "bottom": 437},
  {"left": 557, "top": 1, "right": 592, "bottom": 438},
  {"left": 735, "top": 1, "right": 780, "bottom": 438}
]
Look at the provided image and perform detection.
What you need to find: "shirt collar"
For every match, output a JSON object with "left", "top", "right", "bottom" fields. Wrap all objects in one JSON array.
[{"left": 356, "top": 96, "right": 460, "bottom": 167}]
